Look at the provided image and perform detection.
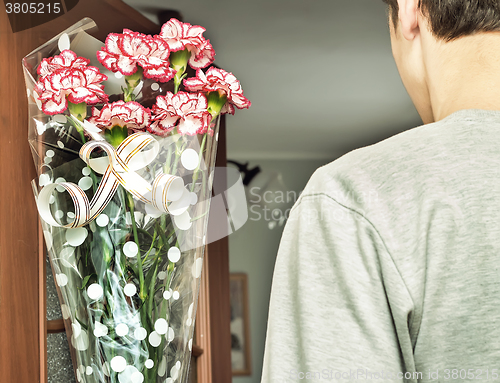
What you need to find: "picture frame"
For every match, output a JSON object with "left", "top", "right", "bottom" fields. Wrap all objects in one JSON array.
[{"left": 230, "top": 273, "right": 251, "bottom": 375}]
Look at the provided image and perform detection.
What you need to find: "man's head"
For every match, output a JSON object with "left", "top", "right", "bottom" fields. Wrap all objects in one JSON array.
[
  {"left": 383, "top": 0, "right": 500, "bottom": 42},
  {"left": 382, "top": 0, "right": 500, "bottom": 123}
]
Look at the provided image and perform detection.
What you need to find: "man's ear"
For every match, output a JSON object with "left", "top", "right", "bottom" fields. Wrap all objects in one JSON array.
[{"left": 397, "top": 0, "right": 420, "bottom": 40}]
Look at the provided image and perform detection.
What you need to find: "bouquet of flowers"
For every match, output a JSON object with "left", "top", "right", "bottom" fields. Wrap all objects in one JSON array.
[{"left": 23, "top": 17, "right": 250, "bottom": 383}]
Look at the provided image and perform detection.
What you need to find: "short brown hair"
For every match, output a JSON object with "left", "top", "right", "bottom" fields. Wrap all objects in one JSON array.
[{"left": 383, "top": 0, "right": 500, "bottom": 42}]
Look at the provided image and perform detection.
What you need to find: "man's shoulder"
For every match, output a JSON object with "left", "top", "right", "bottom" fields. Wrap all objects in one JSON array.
[{"left": 300, "top": 120, "right": 446, "bottom": 208}]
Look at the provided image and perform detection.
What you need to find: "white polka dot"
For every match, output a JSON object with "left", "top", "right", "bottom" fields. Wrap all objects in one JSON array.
[
  {"left": 114, "top": 72, "right": 123, "bottom": 79},
  {"left": 157, "top": 357, "right": 166, "bottom": 377},
  {"left": 55, "top": 177, "right": 66, "bottom": 192},
  {"left": 89, "top": 221, "right": 96, "bottom": 233},
  {"left": 71, "top": 329, "right": 89, "bottom": 351},
  {"left": 44, "top": 156, "right": 52, "bottom": 164},
  {"left": 166, "top": 378, "right": 173, "bottom": 383},
  {"left": 172, "top": 291, "right": 180, "bottom": 300},
  {"left": 148, "top": 331, "right": 161, "bottom": 347},
  {"left": 123, "top": 242, "right": 139, "bottom": 258},
  {"left": 186, "top": 318, "right": 192, "bottom": 326},
  {"left": 167, "top": 327, "right": 175, "bottom": 342},
  {"left": 151, "top": 82, "right": 159, "bottom": 91},
  {"left": 175, "top": 361, "right": 181, "bottom": 370},
  {"left": 192, "top": 258, "right": 203, "bottom": 278},
  {"left": 86, "top": 366, "right": 93, "bottom": 375},
  {"left": 82, "top": 167, "right": 91, "bottom": 176},
  {"left": 27, "top": 88, "right": 31, "bottom": 98},
  {"left": 78, "top": 177, "right": 93, "bottom": 191},
  {"left": 189, "top": 192, "right": 198, "bottom": 205},
  {"left": 46, "top": 150, "right": 55, "bottom": 157},
  {"left": 61, "top": 304, "right": 70, "bottom": 319},
  {"left": 93, "top": 321, "right": 108, "bottom": 337},
  {"left": 67, "top": 211, "right": 75, "bottom": 219},
  {"left": 145, "top": 359, "right": 154, "bottom": 369},
  {"left": 134, "top": 327, "right": 147, "bottom": 341},
  {"left": 118, "top": 366, "right": 142, "bottom": 383},
  {"left": 43, "top": 230, "right": 53, "bottom": 250},
  {"left": 216, "top": 132, "right": 219, "bottom": 141},
  {"left": 115, "top": 323, "right": 129, "bottom": 337},
  {"left": 57, "top": 140, "right": 65, "bottom": 148},
  {"left": 87, "top": 283, "right": 103, "bottom": 300},
  {"left": 188, "top": 303, "right": 194, "bottom": 318},
  {"left": 49, "top": 195, "right": 56, "bottom": 204},
  {"left": 56, "top": 273, "right": 68, "bottom": 287},
  {"left": 168, "top": 247, "right": 181, "bottom": 263},
  {"left": 188, "top": 338, "right": 193, "bottom": 351},
  {"left": 96, "top": 214, "right": 109, "bottom": 227},
  {"left": 55, "top": 210, "right": 64, "bottom": 219},
  {"left": 79, "top": 365, "right": 85, "bottom": 374},
  {"left": 181, "top": 148, "right": 199, "bottom": 170},
  {"left": 53, "top": 115, "right": 67, "bottom": 125},
  {"left": 110, "top": 356, "right": 127, "bottom": 373},
  {"left": 157, "top": 271, "right": 167, "bottom": 280},
  {"left": 154, "top": 318, "right": 168, "bottom": 335},
  {"left": 170, "top": 364, "right": 179, "bottom": 380},
  {"left": 103, "top": 362, "right": 110, "bottom": 377},
  {"left": 131, "top": 371, "right": 144, "bottom": 383},
  {"left": 174, "top": 210, "right": 192, "bottom": 230},
  {"left": 123, "top": 283, "right": 137, "bottom": 297},
  {"left": 76, "top": 370, "right": 81, "bottom": 382},
  {"left": 58, "top": 33, "right": 70, "bottom": 51},
  {"left": 163, "top": 290, "right": 171, "bottom": 300},
  {"left": 72, "top": 322, "right": 81, "bottom": 337},
  {"left": 66, "top": 227, "right": 88, "bottom": 246},
  {"left": 39, "top": 173, "right": 51, "bottom": 187}
]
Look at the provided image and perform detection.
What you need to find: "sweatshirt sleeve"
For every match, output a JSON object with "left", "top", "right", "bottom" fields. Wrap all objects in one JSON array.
[{"left": 261, "top": 192, "right": 418, "bottom": 382}]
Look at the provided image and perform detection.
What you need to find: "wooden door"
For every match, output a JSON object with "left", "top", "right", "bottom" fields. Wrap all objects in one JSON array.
[{"left": 0, "top": 1, "right": 231, "bottom": 381}]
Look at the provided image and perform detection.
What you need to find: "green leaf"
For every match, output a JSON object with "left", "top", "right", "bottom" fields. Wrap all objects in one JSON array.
[{"left": 80, "top": 273, "right": 96, "bottom": 290}]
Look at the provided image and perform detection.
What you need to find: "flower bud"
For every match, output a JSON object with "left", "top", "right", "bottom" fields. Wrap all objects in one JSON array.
[
  {"left": 206, "top": 91, "right": 227, "bottom": 117},
  {"left": 105, "top": 125, "right": 128, "bottom": 147},
  {"left": 68, "top": 101, "right": 87, "bottom": 122},
  {"left": 125, "top": 66, "right": 143, "bottom": 89}
]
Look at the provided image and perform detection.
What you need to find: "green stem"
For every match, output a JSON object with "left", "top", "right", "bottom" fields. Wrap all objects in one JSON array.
[
  {"left": 127, "top": 193, "right": 145, "bottom": 301},
  {"left": 190, "top": 133, "right": 208, "bottom": 192}
]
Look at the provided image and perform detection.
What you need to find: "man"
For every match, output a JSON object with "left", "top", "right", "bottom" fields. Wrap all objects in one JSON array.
[{"left": 261, "top": 1, "right": 500, "bottom": 382}]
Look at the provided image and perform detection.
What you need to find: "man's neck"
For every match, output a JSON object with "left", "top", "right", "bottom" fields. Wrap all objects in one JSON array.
[{"left": 425, "top": 33, "right": 500, "bottom": 122}]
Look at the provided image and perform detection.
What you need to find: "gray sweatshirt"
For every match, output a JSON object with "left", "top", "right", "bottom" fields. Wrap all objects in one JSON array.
[{"left": 261, "top": 109, "right": 500, "bottom": 383}]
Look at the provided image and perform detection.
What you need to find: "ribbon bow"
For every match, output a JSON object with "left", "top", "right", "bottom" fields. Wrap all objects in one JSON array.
[{"left": 37, "top": 132, "right": 193, "bottom": 228}]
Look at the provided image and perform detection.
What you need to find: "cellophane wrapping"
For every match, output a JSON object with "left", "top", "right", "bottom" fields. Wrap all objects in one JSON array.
[{"left": 24, "top": 18, "right": 221, "bottom": 383}]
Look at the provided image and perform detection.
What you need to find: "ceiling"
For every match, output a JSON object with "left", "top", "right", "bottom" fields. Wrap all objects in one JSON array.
[{"left": 124, "top": 0, "right": 422, "bottom": 160}]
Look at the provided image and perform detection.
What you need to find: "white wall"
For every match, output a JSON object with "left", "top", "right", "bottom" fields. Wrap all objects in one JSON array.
[{"left": 228, "top": 157, "right": 337, "bottom": 383}]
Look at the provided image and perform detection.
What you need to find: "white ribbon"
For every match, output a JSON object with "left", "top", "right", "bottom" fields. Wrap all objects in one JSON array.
[{"left": 37, "top": 131, "right": 190, "bottom": 228}]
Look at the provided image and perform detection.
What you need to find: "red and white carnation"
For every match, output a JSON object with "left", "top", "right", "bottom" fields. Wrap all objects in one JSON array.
[
  {"left": 149, "top": 91, "right": 212, "bottom": 136},
  {"left": 158, "top": 18, "right": 215, "bottom": 69},
  {"left": 97, "top": 29, "right": 176, "bottom": 82},
  {"left": 88, "top": 101, "right": 150, "bottom": 131},
  {"left": 183, "top": 67, "right": 251, "bottom": 115},
  {"left": 34, "top": 66, "right": 108, "bottom": 115},
  {"left": 37, "top": 50, "right": 90, "bottom": 78}
]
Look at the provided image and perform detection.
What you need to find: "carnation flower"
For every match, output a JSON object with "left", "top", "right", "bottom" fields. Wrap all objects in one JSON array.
[
  {"left": 37, "top": 50, "right": 90, "bottom": 78},
  {"left": 183, "top": 67, "right": 251, "bottom": 115},
  {"left": 158, "top": 18, "right": 215, "bottom": 69},
  {"left": 88, "top": 101, "right": 150, "bottom": 131},
  {"left": 34, "top": 66, "right": 108, "bottom": 115},
  {"left": 97, "top": 29, "right": 176, "bottom": 82},
  {"left": 149, "top": 92, "right": 212, "bottom": 136}
]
